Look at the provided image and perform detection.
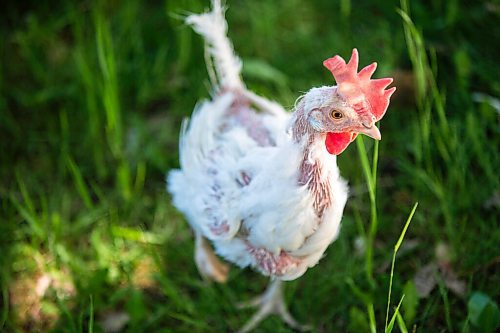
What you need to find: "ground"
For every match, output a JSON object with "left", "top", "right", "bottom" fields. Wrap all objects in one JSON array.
[{"left": 1, "top": 0, "right": 499, "bottom": 332}]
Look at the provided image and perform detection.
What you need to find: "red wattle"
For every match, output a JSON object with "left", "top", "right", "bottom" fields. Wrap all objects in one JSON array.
[{"left": 325, "top": 132, "right": 356, "bottom": 155}]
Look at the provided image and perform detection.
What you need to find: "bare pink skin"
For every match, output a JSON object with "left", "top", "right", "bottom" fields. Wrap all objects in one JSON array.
[
  {"left": 247, "top": 242, "right": 301, "bottom": 277},
  {"left": 291, "top": 105, "right": 335, "bottom": 217},
  {"left": 228, "top": 93, "right": 276, "bottom": 147}
]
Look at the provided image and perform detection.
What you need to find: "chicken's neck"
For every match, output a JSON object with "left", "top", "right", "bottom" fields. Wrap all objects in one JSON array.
[{"left": 291, "top": 104, "right": 335, "bottom": 217}]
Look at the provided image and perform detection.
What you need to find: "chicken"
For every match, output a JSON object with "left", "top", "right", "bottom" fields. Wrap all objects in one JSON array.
[{"left": 167, "top": 1, "right": 395, "bottom": 331}]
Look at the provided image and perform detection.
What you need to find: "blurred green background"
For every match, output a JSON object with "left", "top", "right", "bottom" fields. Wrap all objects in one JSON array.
[{"left": 1, "top": 0, "right": 499, "bottom": 332}]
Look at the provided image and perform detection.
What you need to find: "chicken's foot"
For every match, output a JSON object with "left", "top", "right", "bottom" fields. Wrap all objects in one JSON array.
[
  {"left": 194, "top": 232, "right": 229, "bottom": 283},
  {"left": 237, "top": 279, "right": 311, "bottom": 333}
]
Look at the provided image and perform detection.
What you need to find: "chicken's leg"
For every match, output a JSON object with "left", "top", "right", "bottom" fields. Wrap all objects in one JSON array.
[
  {"left": 237, "top": 279, "right": 311, "bottom": 333},
  {"left": 194, "top": 232, "right": 229, "bottom": 283}
]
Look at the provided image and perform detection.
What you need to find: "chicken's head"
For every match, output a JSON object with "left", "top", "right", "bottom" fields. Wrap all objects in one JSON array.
[{"left": 301, "top": 49, "right": 396, "bottom": 155}]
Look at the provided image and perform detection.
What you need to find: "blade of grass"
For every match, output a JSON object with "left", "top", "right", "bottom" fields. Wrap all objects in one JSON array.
[
  {"left": 10, "top": 195, "right": 45, "bottom": 240},
  {"left": 356, "top": 135, "right": 378, "bottom": 285},
  {"left": 386, "top": 295, "right": 405, "bottom": 333},
  {"left": 398, "top": 0, "right": 434, "bottom": 172},
  {"left": 133, "top": 162, "right": 147, "bottom": 195},
  {"left": 57, "top": 295, "right": 78, "bottom": 333},
  {"left": 371, "top": 137, "right": 379, "bottom": 187},
  {"left": 346, "top": 277, "right": 373, "bottom": 306},
  {"left": 396, "top": 311, "right": 409, "bottom": 333},
  {"left": 356, "top": 136, "right": 375, "bottom": 202},
  {"left": 399, "top": 0, "right": 460, "bottom": 249},
  {"left": 0, "top": 280, "right": 8, "bottom": 330},
  {"left": 59, "top": 109, "right": 70, "bottom": 169},
  {"left": 438, "top": 277, "right": 453, "bottom": 331},
  {"left": 73, "top": 44, "right": 106, "bottom": 178},
  {"left": 70, "top": 3, "right": 108, "bottom": 179},
  {"left": 117, "top": 163, "right": 132, "bottom": 202},
  {"left": 15, "top": 171, "right": 35, "bottom": 213},
  {"left": 385, "top": 202, "right": 418, "bottom": 330},
  {"left": 94, "top": 9, "right": 122, "bottom": 158},
  {"left": 66, "top": 156, "right": 94, "bottom": 209},
  {"left": 88, "top": 295, "right": 94, "bottom": 333},
  {"left": 367, "top": 303, "right": 377, "bottom": 333}
]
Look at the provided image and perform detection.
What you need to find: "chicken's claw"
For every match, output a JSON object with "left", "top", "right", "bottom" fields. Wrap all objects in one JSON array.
[{"left": 237, "top": 279, "right": 312, "bottom": 333}]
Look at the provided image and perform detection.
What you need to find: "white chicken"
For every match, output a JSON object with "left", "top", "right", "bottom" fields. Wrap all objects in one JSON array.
[{"left": 167, "top": 1, "right": 395, "bottom": 331}]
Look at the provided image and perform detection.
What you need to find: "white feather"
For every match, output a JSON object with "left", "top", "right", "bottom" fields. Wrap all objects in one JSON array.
[
  {"left": 167, "top": 0, "right": 349, "bottom": 282},
  {"left": 186, "top": 0, "right": 243, "bottom": 89},
  {"left": 168, "top": 92, "right": 348, "bottom": 280}
]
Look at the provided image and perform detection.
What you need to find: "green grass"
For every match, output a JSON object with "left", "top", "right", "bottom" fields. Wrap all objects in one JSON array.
[{"left": 1, "top": 0, "right": 499, "bottom": 332}]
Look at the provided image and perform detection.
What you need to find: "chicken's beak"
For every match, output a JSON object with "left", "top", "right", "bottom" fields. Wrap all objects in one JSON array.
[{"left": 357, "top": 123, "right": 381, "bottom": 140}]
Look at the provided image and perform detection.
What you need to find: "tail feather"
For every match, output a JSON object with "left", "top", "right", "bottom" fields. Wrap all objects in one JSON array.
[
  {"left": 178, "top": 93, "right": 235, "bottom": 171},
  {"left": 186, "top": 0, "right": 244, "bottom": 90}
]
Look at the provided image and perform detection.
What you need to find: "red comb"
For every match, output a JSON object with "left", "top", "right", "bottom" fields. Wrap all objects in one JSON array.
[{"left": 323, "top": 49, "right": 396, "bottom": 121}]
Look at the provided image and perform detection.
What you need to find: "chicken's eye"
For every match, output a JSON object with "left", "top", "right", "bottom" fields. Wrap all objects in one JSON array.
[{"left": 331, "top": 110, "right": 343, "bottom": 119}]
